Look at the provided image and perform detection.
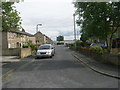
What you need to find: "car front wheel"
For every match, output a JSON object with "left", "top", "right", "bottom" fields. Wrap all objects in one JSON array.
[{"left": 50, "top": 56, "right": 52, "bottom": 58}]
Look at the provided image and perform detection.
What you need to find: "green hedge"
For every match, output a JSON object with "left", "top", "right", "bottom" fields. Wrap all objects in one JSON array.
[
  {"left": 90, "top": 46, "right": 103, "bottom": 54},
  {"left": 57, "top": 42, "right": 64, "bottom": 45},
  {"left": 75, "top": 40, "right": 90, "bottom": 47},
  {"left": 22, "top": 45, "right": 29, "bottom": 48},
  {"left": 22, "top": 44, "right": 37, "bottom": 51}
]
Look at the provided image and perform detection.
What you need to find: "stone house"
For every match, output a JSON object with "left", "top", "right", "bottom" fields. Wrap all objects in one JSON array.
[
  {"left": 45, "top": 35, "right": 53, "bottom": 44},
  {"left": 34, "top": 31, "right": 45, "bottom": 45},
  {"left": 2, "top": 30, "right": 36, "bottom": 49},
  {"left": 34, "top": 31, "right": 53, "bottom": 45}
]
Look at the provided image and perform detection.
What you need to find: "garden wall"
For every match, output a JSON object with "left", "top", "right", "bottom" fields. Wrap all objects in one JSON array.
[
  {"left": 2, "top": 48, "right": 32, "bottom": 58},
  {"left": 71, "top": 46, "right": 120, "bottom": 66}
]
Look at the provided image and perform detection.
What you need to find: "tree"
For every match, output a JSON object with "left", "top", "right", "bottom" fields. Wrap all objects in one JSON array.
[
  {"left": 74, "top": 2, "right": 120, "bottom": 52},
  {"left": 2, "top": 2, "right": 22, "bottom": 31},
  {"left": 80, "top": 33, "right": 88, "bottom": 42},
  {"left": 57, "top": 35, "right": 64, "bottom": 41}
]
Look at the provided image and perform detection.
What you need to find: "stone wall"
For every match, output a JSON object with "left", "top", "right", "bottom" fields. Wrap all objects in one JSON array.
[
  {"left": 103, "top": 54, "right": 120, "bottom": 65},
  {"left": 72, "top": 46, "right": 120, "bottom": 66},
  {"left": 20, "top": 48, "right": 31, "bottom": 58},
  {"left": 2, "top": 48, "right": 20, "bottom": 56},
  {"left": 2, "top": 48, "right": 32, "bottom": 58},
  {"left": 111, "top": 48, "right": 120, "bottom": 55}
]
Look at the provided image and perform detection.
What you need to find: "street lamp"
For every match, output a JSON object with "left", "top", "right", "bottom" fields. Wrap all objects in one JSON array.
[
  {"left": 36, "top": 24, "right": 42, "bottom": 33},
  {"left": 73, "top": 13, "right": 77, "bottom": 49}
]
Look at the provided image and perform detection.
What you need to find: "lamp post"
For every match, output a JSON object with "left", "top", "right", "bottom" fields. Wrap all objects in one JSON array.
[
  {"left": 36, "top": 24, "right": 42, "bottom": 33},
  {"left": 73, "top": 13, "right": 77, "bottom": 49},
  {"left": 36, "top": 24, "right": 42, "bottom": 46}
]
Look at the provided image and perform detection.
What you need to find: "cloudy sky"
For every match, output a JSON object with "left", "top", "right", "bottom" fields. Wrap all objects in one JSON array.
[{"left": 14, "top": 0, "right": 80, "bottom": 41}]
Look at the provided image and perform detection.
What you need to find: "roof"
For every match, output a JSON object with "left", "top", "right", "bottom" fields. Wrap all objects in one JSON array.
[
  {"left": 34, "top": 31, "right": 53, "bottom": 41},
  {"left": 34, "top": 31, "right": 43, "bottom": 36},
  {"left": 3, "top": 30, "right": 34, "bottom": 37}
]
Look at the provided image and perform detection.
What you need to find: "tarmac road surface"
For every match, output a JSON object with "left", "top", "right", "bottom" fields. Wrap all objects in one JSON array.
[{"left": 2, "top": 45, "right": 119, "bottom": 88}]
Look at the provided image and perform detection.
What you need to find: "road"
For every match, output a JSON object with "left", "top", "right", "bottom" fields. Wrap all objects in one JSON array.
[{"left": 2, "top": 45, "right": 119, "bottom": 88}]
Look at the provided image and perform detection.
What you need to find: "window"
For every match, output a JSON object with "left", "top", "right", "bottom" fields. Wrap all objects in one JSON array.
[{"left": 8, "top": 43, "right": 11, "bottom": 48}]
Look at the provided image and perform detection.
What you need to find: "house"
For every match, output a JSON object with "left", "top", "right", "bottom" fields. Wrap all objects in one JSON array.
[
  {"left": 45, "top": 35, "right": 54, "bottom": 44},
  {"left": 2, "top": 30, "right": 36, "bottom": 49},
  {"left": 34, "top": 31, "right": 53, "bottom": 45},
  {"left": 2, "top": 29, "right": 36, "bottom": 57},
  {"left": 34, "top": 31, "right": 45, "bottom": 45}
]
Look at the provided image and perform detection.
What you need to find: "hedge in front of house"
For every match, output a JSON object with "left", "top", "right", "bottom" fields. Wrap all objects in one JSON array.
[{"left": 22, "top": 44, "right": 37, "bottom": 50}]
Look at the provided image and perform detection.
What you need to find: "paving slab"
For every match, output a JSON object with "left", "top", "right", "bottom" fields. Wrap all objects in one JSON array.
[{"left": 0, "top": 56, "right": 20, "bottom": 63}]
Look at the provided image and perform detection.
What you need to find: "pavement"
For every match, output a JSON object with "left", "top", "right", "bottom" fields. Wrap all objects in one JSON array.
[
  {"left": 72, "top": 51, "right": 120, "bottom": 79},
  {"left": 0, "top": 56, "right": 20, "bottom": 63}
]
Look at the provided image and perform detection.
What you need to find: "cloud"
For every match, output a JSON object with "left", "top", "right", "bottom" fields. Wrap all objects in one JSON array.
[
  {"left": 14, "top": 0, "right": 75, "bottom": 40},
  {"left": 64, "top": 35, "right": 74, "bottom": 40}
]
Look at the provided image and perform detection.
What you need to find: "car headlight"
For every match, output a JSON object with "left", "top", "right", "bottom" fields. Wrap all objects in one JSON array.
[
  {"left": 37, "top": 52, "right": 40, "bottom": 55},
  {"left": 47, "top": 51, "right": 51, "bottom": 54}
]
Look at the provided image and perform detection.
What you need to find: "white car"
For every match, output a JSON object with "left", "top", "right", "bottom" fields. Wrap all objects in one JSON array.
[{"left": 36, "top": 44, "right": 55, "bottom": 58}]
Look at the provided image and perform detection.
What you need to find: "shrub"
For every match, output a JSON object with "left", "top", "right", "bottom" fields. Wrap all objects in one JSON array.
[
  {"left": 29, "top": 44, "right": 37, "bottom": 50},
  {"left": 57, "top": 42, "right": 64, "bottom": 45},
  {"left": 75, "top": 40, "right": 83, "bottom": 46},
  {"left": 22, "top": 45, "right": 29, "bottom": 48},
  {"left": 22, "top": 44, "right": 37, "bottom": 51},
  {"left": 69, "top": 43, "right": 74, "bottom": 47},
  {"left": 90, "top": 46, "right": 103, "bottom": 54}
]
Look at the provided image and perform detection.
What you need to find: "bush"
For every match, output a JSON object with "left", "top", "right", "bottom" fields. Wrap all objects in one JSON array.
[
  {"left": 75, "top": 40, "right": 83, "bottom": 46},
  {"left": 75, "top": 40, "right": 91, "bottom": 47},
  {"left": 29, "top": 44, "right": 37, "bottom": 50},
  {"left": 22, "top": 45, "right": 29, "bottom": 48},
  {"left": 90, "top": 46, "right": 103, "bottom": 54},
  {"left": 57, "top": 42, "right": 64, "bottom": 45},
  {"left": 22, "top": 44, "right": 37, "bottom": 51}
]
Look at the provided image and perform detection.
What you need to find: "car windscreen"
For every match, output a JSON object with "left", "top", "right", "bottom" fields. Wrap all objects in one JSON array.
[{"left": 38, "top": 45, "right": 50, "bottom": 50}]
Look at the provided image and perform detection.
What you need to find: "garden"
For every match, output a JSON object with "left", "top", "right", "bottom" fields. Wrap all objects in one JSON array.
[{"left": 68, "top": 40, "right": 120, "bottom": 66}]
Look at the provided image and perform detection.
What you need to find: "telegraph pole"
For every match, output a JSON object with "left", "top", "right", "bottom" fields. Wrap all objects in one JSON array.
[{"left": 73, "top": 13, "right": 77, "bottom": 49}]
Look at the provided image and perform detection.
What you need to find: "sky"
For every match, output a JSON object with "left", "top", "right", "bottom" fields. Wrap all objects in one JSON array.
[{"left": 14, "top": 0, "right": 80, "bottom": 41}]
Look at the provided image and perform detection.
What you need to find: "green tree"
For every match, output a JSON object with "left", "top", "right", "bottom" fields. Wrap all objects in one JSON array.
[
  {"left": 74, "top": 2, "right": 120, "bottom": 52},
  {"left": 80, "top": 33, "right": 88, "bottom": 42},
  {"left": 57, "top": 35, "right": 64, "bottom": 41},
  {"left": 2, "top": 2, "right": 22, "bottom": 31}
]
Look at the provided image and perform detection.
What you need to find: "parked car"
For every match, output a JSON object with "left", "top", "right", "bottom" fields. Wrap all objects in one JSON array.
[
  {"left": 36, "top": 44, "right": 55, "bottom": 58},
  {"left": 90, "top": 43, "right": 107, "bottom": 48}
]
